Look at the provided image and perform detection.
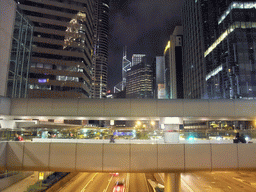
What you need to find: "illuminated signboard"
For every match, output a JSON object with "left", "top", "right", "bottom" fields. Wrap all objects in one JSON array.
[
  {"left": 38, "top": 79, "right": 48, "bottom": 83},
  {"left": 113, "top": 132, "right": 133, "bottom": 136}
]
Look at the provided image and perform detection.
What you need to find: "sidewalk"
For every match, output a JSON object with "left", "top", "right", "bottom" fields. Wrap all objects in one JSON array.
[{"left": 2, "top": 172, "right": 52, "bottom": 192}]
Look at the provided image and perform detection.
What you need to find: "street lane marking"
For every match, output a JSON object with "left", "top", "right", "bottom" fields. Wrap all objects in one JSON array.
[
  {"left": 143, "top": 173, "right": 150, "bottom": 192},
  {"left": 103, "top": 175, "right": 113, "bottom": 192},
  {"left": 158, "top": 173, "right": 164, "bottom": 183},
  {"left": 181, "top": 179, "right": 195, "bottom": 192},
  {"left": 81, "top": 173, "right": 98, "bottom": 192},
  {"left": 126, "top": 173, "right": 130, "bottom": 192}
]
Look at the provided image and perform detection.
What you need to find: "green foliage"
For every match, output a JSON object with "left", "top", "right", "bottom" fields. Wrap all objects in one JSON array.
[{"left": 136, "top": 132, "right": 149, "bottom": 139}]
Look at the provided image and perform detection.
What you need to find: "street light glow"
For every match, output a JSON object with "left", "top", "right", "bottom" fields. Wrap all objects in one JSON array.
[{"left": 136, "top": 121, "right": 141, "bottom": 126}]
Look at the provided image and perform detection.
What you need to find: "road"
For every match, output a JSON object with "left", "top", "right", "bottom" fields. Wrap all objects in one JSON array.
[
  {"left": 129, "top": 173, "right": 153, "bottom": 192},
  {"left": 57, "top": 172, "right": 151, "bottom": 192},
  {"left": 2, "top": 173, "right": 38, "bottom": 192},
  {"left": 156, "top": 171, "right": 256, "bottom": 192},
  {"left": 182, "top": 171, "right": 256, "bottom": 192},
  {"left": 3, "top": 171, "right": 256, "bottom": 191}
]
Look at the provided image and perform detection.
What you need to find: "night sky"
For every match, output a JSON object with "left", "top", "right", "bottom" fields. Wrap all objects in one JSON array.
[{"left": 107, "top": 0, "right": 183, "bottom": 91}]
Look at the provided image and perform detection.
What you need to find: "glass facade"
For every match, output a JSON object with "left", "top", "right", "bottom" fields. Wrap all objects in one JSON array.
[
  {"left": 132, "top": 54, "right": 146, "bottom": 66},
  {"left": 126, "top": 57, "right": 154, "bottom": 98},
  {"left": 205, "top": 1, "right": 256, "bottom": 99},
  {"left": 91, "top": 0, "right": 110, "bottom": 98},
  {"left": 122, "top": 46, "right": 132, "bottom": 90},
  {"left": 182, "top": 0, "right": 207, "bottom": 99},
  {"left": 7, "top": 9, "right": 33, "bottom": 98},
  {"left": 183, "top": 0, "right": 256, "bottom": 99},
  {"left": 17, "top": 0, "right": 93, "bottom": 98}
]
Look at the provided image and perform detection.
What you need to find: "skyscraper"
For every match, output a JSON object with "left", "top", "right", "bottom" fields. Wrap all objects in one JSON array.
[
  {"left": 1, "top": 0, "right": 34, "bottom": 98},
  {"left": 91, "top": 0, "right": 110, "bottom": 98},
  {"left": 182, "top": 0, "right": 256, "bottom": 99},
  {"left": 122, "top": 46, "right": 132, "bottom": 89},
  {"left": 7, "top": 6, "right": 34, "bottom": 98},
  {"left": 132, "top": 54, "right": 146, "bottom": 66},
  {"left": 126, "top": 56, "right": 154, "bottom": 98},
  {"left": 182, "top": 0, "right": 207, "bottom": 99},
  {"left": 114, "top": 46, "right": 131, "bottom": 94},
  {"left": 205, "top": 1, "right": 256, "bottom": 99},
  {"left": 169, "top": 26, "right": 183, "bottom": 99},
  {"left": 164, "top": 41, "right": 171, "bottom": 99},
  {"left": 17, "top": 0, "right": 94, "bottom": 98},
  {"left": 156, "top": 56, "right": 166, "bottom": 99}
]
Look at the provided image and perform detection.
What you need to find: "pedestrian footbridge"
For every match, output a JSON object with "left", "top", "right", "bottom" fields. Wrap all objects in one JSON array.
[
  {"left": 1, "top": 141, "right": 256, "bottom": 173},
  {"left": 1, "top": 97, "right": 256, "bottom": 120}
]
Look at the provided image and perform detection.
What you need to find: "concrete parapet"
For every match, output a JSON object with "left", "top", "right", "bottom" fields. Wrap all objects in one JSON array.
[
  {"left": 1, "top": 142, "right": 256, "bottom": 172},
  {"left": 0, "top": 97, "right": 11, "bottom": 116},
  {"left": 8, "top": 98, "right": 256, "bottom": 120}
]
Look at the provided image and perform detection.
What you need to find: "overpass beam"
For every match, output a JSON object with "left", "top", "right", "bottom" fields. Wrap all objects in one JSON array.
[{"left": 164, "top": 173, "right": 181, "bottom": 192}]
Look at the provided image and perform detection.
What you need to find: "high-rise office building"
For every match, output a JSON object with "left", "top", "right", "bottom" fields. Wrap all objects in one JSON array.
[
  {"left": 164, "top": 26, "right": 183, "bottom": 99},
  {"left": 1, "top": 0, "right": 33, "bottom": 98},
  {"left": 91, "top": 0, "right": 110, "bottom": 98},
  {"left": 114, "top": 81, "right": 124, "bottom": 93},
  {"left": 205, "top": 1, "right": 256, "bottom": 99},
  {"left": 169, "top": 26, "right": 183, "bottom": 99},
  {"left": 151, "top": 58, "right": 156, "bottom": 99},
  {"left": 164, "top": 42, "right": 171, "bottom": 99},
  {"left": 121, "top": 46, "right": 132, "bottom": 89},
  {"left": 182, "top": 0, "right": 207, "bottom": 99},
  {"left": 17, "top": 0, "right": 94, "bottom": 98},
  {"left": 155, "top": 56, "right": 166, "bottom": 99},
  {"left": 182, "top": 0, "right": 256, "bottom": 99},
  {"left": 126, "top": 56, "right": 154, "bottom": 98},
  {"left": 114, "top": 46, "right": 131, "bottom": 94},
  {"left": 132, "top": 54, "right": 146, "bottom": 66},
  {"left": 7, "top": 7, "right": 34, "bottom": 98}
]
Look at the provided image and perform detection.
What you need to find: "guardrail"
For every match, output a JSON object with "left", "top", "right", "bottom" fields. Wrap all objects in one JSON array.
[{"left": 31, "top": 138, "right": 256, "bottom": 144}]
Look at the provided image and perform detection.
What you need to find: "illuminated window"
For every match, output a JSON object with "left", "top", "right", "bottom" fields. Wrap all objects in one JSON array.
[
  {"left": 205, "top": 22, "right": 256, "bottom": 57},
  {"left": 56, "top": 76, "right": 79, "bottom": 82}
]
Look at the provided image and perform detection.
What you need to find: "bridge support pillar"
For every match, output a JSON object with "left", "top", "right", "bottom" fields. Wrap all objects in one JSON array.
[
  {"left": 160, "top": 117, "right": 183, "bottom": 143},
  {"left": 164, "top": 173, "right": 181, "bottom": 192},
  {"left": 0, "top": 120, "right": 16, "bottom": 129}
]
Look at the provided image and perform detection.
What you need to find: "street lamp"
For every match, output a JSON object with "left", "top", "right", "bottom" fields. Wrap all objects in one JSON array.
[{"left": 136, "top": 121, "right": 141, "bottom": 126}]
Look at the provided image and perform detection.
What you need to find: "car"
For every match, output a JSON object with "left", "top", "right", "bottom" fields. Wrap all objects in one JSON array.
[
  {"left": 113, "top": 181, "right": 125, "bottom": 192},
  {"left": 110, "top": 173, "right": 119, "bottom": 176}
]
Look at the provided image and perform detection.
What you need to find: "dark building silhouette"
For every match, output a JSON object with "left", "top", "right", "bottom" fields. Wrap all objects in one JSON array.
[{"left": 164, "top": 26, "right": 183, "bottom": 99}]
